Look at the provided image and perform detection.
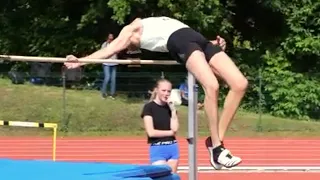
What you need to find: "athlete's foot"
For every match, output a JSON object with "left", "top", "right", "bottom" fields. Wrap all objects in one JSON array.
[
  {"left": 205, "top": 137, "right": 223, "bottom": 170},
  {"left": 213, "top": 145, "right": 242, "bottom": 169},
  {"left": 207, "top": 146, "right": 224, "bottom": 170},
  {"left": 205, "top": 137, "right": 241, "bottom": 169}
]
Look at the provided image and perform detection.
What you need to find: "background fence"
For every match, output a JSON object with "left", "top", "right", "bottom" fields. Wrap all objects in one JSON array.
[{"left": 1, "top": 60, "right": 319, "bottom": 138}]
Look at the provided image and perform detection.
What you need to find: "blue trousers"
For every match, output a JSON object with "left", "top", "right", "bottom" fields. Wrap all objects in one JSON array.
[
  {"left": 101, "top": 65, "right": 117, "bottom": 96},
  {"left": 149, "top": 142, "right": 180, "bottom": 163}
]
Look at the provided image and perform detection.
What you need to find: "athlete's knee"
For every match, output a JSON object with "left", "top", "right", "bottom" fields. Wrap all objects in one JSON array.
[
  {"left": 240, "top": 77, "right": 249, "bottom": 91},
  {"left": 231, "top": 76, "right": 248, "bottom": 92},
  {"left": 203, "top": 80, "right": 220, "bottom": 97}
]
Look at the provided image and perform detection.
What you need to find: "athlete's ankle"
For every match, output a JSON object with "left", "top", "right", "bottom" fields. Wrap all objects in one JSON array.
[
  {"left": 211, "top": 145, "right": 225, "bottom": 162},
  {"left": 212, "top": 142, "right": 222, "bottom": 148},
  {"left": 205, "top": 136, "right": 224, "bottom": 148},
  {"left": 220, "top": 140, "right": 224, "bottom": 147}
]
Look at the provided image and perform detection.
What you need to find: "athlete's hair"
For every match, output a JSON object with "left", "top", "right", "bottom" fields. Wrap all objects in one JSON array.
[{"left": 149, "top": 78, "right": 171, "bottom": 102}]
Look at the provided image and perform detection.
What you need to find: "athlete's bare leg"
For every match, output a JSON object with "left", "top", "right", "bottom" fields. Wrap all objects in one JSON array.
[
  {"left": 185, "top": 50, "right": 221, "bottom": 148},
  {"left": 186, "top": 50, "right": 242, "bottom": 170},
  {"left": 208, "top": 52, "right": 248, "bottom": 141}
]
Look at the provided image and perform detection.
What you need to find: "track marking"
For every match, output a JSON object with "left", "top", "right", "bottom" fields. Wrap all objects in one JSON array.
[
  {"left": 178, "top": 166, "right": 320, "bottom": 171},
  {"left": 1, "top": 138, "right": 320, "bottom": 168},
  {"left": 178, "top": 170, "right": 320, "bottom": 173}
]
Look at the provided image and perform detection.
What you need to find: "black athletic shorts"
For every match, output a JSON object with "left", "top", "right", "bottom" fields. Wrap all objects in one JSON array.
[{"left": 167, "top": 27, "right": 223, "bottom": 64}]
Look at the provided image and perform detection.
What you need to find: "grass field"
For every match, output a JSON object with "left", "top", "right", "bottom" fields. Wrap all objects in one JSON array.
[{"left": 0, "top": 78, "right": 320, "bottom": 137}]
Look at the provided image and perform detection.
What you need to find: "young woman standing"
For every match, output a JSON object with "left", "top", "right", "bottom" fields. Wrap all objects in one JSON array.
[{"left": 141, "top": 79, "right": 179, "bottom": 172}]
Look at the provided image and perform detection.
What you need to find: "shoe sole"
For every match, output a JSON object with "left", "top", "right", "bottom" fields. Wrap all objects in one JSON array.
[{"left": 224, "top": 159, "right": 242, "bottom": 168}]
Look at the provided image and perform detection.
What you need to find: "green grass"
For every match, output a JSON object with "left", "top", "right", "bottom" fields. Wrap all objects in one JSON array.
[{"left": 0, "top": 78, "right": 320, "bottom": 138}]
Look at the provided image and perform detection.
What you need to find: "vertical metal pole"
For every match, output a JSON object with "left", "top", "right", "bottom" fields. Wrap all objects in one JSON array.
[
  {"left": 187, "top": 72, "right": 198, "bottom": 180},
  {"left": 62, "top": 67, "right": 67, "bottom": 132},
  {"left": 256, "top": 68, "right": 262, "bottom": 132}
]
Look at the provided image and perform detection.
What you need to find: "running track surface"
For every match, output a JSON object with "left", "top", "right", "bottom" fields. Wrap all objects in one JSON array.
[{"left": 0, "top": 137, "right": 320, "bottom": 180}]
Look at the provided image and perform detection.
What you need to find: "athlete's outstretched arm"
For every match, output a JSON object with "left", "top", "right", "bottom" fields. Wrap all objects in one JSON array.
[
  {"left": 64, "top": 18, "right": 142, "bottom": 69},
  {"left": 85, "top": 19, "right": 142, "bottom": 59}
]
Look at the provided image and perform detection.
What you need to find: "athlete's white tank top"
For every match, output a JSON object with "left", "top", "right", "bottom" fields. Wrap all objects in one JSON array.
[{"left": 140, "top": 16, "right": 189, "bottom": 52}]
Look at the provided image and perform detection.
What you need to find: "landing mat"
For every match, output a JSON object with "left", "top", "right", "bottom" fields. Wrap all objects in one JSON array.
[{"left": 0, "top": 158, "right": 180, "bottom": 180}]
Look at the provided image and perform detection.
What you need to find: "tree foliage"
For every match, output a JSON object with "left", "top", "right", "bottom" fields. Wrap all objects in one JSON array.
[{"left": 0, "top": 0, "right": 319, "bottom": 120}]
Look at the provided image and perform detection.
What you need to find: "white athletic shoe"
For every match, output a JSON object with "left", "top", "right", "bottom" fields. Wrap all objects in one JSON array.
[
  {"left": 216, "top": 148, "right": 242, "bottom": 168},
  {"left": 205, "top": 137, "right": 242, "bottom": 169}
]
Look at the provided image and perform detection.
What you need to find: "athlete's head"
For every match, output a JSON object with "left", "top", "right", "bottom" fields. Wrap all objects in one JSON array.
[
  {"left": 149, "top": 79, "right": 172, "bottom": 104},
  {"left": 127, "top": 43, "right": 139, "bottom": 51}
]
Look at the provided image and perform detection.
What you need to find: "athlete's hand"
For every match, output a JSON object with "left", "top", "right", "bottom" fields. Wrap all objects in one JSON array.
[
  {"left": 211, "top": 36, "right": 226, "bottom": 51},
  {"left": 64, "top": 55, "right": 82, "bottom": 69},
  {"left": 216, "top": 36, "right": 226, "bottom": 51}
]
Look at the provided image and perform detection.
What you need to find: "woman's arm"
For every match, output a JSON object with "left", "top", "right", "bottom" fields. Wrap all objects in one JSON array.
[
  {"left": 170, "top": 110, "right": 179, "bottom": 132},
  {"left": 143, "top": 115, "right": 175, "bottom": 137}
]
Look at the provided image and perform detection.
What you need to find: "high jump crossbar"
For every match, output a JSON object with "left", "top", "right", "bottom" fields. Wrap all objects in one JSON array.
[
  {"left": 0, "top": 55, "right": 179, "bottom": 65},
  {"left": 0, "top": 120, "right": 58, "bottom": 161},
  {"left": 0, "top": 54, "right": 199, "bottom": 180}
]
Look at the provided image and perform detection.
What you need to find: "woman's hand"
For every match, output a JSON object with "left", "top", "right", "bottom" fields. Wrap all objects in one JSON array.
[
  {"left": 168, "top": 98, "right": 179, "bottom": 133},
  {"left": 167, "top": 100, "right": 176, "bottom": 112}
]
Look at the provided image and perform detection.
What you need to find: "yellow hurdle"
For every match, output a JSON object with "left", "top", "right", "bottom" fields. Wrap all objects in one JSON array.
[{"left": 0, "top": 120, "right": 58, "bottom": 161}]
